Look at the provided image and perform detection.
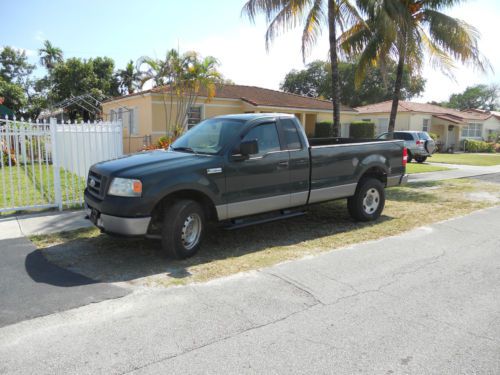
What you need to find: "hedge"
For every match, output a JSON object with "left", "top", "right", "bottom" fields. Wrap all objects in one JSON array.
[
  {"left": 349, "top": 121, "right": 375, "bottom": 139},
  {"left": 463, "top": 139, "right": 495, "bottom": 153},
  {"left": 314, "top": 121, "right": 333, "bottom": 138}
]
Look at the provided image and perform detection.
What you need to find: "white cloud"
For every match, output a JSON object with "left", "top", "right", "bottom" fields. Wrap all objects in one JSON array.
[
  {"left": 179, "top": 23, "right": 329, "bottom": 90},
  {"left": 0, "top": 46, "right": 36, "bottom": 57},
  {"left": 35, "top": 30, "right": 46, "bottom": 42}
]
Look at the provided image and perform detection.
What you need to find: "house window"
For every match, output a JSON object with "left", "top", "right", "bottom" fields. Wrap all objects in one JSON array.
[
  {"left": 422, "top": 119, "right": 429, "bottom": 132},
  {"left": 461, "top": 123, "right": 482, "bottom": 138},
  {"left": 376, "top": 118, "right": 389, "bottom": 135},
  {"left": 187, "top": 106, "right": 202, "bottom": 129}
]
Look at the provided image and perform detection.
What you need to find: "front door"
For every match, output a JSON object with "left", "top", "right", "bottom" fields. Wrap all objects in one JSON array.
[{"left": 224, "top": 122, "right": 290, "bottom": 219}]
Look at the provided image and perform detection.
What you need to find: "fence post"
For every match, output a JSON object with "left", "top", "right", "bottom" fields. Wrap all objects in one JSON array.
[{"left": 50, "top": 118, "right": 63, "bottom": 211}]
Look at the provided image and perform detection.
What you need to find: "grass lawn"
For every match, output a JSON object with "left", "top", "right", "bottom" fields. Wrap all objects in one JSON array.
[
  {"left": 31, "top": 178, "right": 500, "bottom": 288},
  {"left": 430, "top": 153, "right": 500, "bottom": 166},
  {"left": 406, "top": 162, "right": 450, "bottom": 174},
  {"left": 0, "top": 165, "right": 85, "bottom": 214}
]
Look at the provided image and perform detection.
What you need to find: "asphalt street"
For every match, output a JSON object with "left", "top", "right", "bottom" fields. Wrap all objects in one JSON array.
[
  {"left": 0, "top": 205, "right": 499, "bottom": 374},
  {"left": 0, "top": 237, "right": 128, "bottom": 327}
]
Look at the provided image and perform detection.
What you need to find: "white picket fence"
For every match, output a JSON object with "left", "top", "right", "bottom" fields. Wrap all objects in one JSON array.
[{"left": 0, "top": 117, "right": 122, "bottom": 214}]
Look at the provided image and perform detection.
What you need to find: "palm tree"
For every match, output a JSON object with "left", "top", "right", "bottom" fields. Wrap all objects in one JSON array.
[
  {"left": 137, "top": 50, "right": 222, "bottom": 134},
  {"left": 340, "top": 0, "right": 489, "bottom": 134},
  {"left": 38, "top": 40, "right": 63, "bottom": 71},
  {"left": 116, "top": 60, "right": 140, "bottom": 95},
  {"left": 242, "top": 0, "right": 363, "bottom": 136}
]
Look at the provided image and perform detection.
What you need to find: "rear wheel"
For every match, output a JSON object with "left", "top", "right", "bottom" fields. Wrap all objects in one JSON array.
[
  {"left": 347, "top": 178, "right": 385, "bottom": 222},
  {"left": 161, "top": 199, "right": 205, "bottom": 259},
  {"left": 415, "top": 156, "right": 427, "bottom": 163}
]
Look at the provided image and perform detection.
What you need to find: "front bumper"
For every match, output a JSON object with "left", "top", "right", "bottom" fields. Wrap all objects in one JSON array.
[
  {"left": 85, "top": 204, "right": 151, "bottom": 236},
  {"left": 387, "top": 174, "right": 408, "bottom": 187}
]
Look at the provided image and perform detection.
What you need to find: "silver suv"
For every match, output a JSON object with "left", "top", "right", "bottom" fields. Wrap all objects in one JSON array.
[{"left": 377, "top": 131, "right": 436, "bottom": 163}]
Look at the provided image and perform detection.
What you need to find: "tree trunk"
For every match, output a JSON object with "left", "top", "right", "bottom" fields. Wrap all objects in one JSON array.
[
  {"left": 388, "top": 48, "right": 406, "bottom": 135},
  {"left": 328, "top": 0, "right": 341, "bottom": 137}
]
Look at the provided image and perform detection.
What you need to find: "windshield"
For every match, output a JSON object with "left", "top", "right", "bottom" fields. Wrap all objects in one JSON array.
[{"left": 170, "top": 118, "right": 244, "bottom": 155}]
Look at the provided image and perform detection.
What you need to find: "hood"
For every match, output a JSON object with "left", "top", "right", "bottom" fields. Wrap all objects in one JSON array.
[{"left": 91, "top": 150, "right": 213, "bottom": 177}]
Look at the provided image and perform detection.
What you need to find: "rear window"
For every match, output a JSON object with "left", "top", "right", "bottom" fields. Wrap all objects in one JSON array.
[
  {"left": 418, "top": 132, "right": 432, "bottom": 140},
  {"left": 280, "top": 119, "right": 302, "bottom": 149},
  {"left": 394, "top": 132, "right": 414, "bottom": 141}
]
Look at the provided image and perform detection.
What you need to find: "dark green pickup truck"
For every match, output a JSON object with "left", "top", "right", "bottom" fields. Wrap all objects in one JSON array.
[{"left": 85, "top": 113, "right": 408, "bottom": 258}]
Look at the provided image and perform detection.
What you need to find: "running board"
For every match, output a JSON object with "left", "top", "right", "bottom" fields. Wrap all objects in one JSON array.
[{"left": 224, "top": 210, "right": 305, "bottom": 230}]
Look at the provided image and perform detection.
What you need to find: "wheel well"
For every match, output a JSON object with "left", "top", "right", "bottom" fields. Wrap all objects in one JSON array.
[
  {"left": 359, "top": 167, "right": 387, "bottom": 185},
  {"left": 149, "top": 190, "right": 218, "bottom": 233}
]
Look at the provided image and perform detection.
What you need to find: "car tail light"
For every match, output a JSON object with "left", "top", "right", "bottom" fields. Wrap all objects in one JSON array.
[
  {"left": 416, "top": 140, "right": 423, "bottom": 146},
  {"left": 403, "top": 147, "right": 408, "bottom": 167}
]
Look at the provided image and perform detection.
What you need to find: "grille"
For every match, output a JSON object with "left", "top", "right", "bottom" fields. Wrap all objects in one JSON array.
[{"left": 87, "top": 171, "right": 108, "bottom": 198}]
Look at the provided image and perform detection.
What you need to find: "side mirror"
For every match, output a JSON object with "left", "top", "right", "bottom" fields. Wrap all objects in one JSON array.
[
  {"left": 240, "top": 139, "right": 259, "bottom": 156},
  {"left": 233, "top": 139, "right": 259, "bottom": 160}
]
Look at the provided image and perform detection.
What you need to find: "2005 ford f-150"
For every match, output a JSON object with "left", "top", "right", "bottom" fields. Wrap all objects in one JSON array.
[{"left": 85, "top": 113, "right": 408, "bottom": 258}]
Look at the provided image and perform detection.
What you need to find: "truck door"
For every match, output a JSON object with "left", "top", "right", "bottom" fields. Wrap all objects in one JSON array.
[
  {"left": 278, "top": 118, "right": 310, "bottom": 207},
  {"left": 224, "top": 122, "right": 291, "bottom": 219}
]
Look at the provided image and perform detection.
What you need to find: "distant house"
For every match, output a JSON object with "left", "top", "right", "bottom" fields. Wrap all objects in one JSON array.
[
  {"left": 0, "top": 104, "right": 14, "bottom": 119},
  {"left": 356, "top": 101, "right": 500, "bottom": 150},
  {"left": 102, "top": 84, "right": 357, "bottom": 153}
]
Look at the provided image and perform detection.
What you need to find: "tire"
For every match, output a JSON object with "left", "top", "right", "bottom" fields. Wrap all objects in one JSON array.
[
  {"left": 347, "top": 178, "right": 385, "bottom": 222},
  {"left": 415, "top": 156, "right": 427, "bottom": 163},
  {"left": 161, "top": 199, "right": 205, "bottom": 259},
  {"left": 407, "top": 151, "right": 413, "bottom": 163}
]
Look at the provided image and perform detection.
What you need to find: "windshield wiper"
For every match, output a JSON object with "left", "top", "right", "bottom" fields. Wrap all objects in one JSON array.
[{"left": 171, "top": 146, "right": 198, "bottom": 154}]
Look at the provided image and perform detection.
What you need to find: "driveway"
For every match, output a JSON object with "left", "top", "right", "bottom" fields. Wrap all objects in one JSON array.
[
  {"left": 1, "top": 206, "right": 499, "bottom": 374},
  {"left": 0, "top": 236, "right": 128, "bottom": 328}
]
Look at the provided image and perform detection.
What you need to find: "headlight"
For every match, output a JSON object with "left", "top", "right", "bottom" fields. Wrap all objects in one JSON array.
[{"left": 108, "top": 178, "right": 142, "bottom": 197}]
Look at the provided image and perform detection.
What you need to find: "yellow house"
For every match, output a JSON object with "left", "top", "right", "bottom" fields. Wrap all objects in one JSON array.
[
  {"left": 356, "top": 101, "right": 500, "bottom": 151},
  {"left": 101, "top": 84, "right": 358, "bottom": 153}
]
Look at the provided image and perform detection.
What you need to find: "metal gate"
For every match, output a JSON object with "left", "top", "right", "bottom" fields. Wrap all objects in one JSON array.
[{"left": 0, "top": 117, "right": 122, "bottom": 214}]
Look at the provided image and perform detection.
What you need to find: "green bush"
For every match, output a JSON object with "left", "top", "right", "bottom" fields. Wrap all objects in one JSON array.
[
  {"left": 349, "top": 121, "right": 375, "bottom": 139},
  {"left": 314, "top": 121, "right": 333, "bottom": 138},
  {"left": 428, "top": 132, "right": 439, "bottom": 141},
  {"left": 463, "top": 139, "right": 494, "bottom": 153}
]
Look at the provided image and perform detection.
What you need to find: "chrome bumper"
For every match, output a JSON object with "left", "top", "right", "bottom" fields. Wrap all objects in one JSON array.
[
  {"left": 85, "top": 206, "right": 151, "bottom": 236},
  {"left": 387, "top": 174, "right": 409, "bottom": 187}
]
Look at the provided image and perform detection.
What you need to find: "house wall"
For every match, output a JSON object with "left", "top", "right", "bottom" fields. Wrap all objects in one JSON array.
[
  {"left": 101, "top": 94, "right": 153, "bottom": 153},
  {"left": 482, "top": 117, "right": 500, "bottom": 139}
]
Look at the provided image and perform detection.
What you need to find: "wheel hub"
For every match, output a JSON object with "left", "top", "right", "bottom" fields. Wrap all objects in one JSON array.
[
  {"left": 362, "top": 188, "right": 380, "bottom": 214},
  {"left": 181, "top": 214, "right": 202, "bottom": 250}
]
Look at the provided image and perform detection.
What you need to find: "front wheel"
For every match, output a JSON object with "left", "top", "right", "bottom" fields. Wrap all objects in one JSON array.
[
  {"left": 415, "top": 156, "right": 427, "bottom": 163},
  {"left": 347, "top": 178, "right": 385, "bottom": 222},
  {"left": 161, "top": 200, "right": 205, "bottom": 259}
]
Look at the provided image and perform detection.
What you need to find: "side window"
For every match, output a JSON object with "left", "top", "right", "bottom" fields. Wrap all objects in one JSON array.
[
  {"left": 378, "top": 133, "right": 390, "bottom": 140},
  {"left": 280, "top": 119, "right": 302, "bottom": 149},
  {"left": 393, "top": 132, "right": 405, "bottom": 140},
  {"left": 242, "top": 123, "right": 281, "bottom": 155}
]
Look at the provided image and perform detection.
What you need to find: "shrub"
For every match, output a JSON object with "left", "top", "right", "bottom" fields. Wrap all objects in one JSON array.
[
  {"left": 428, "top": 132, "right": 439, "bottom": 141},
  {"left": 314, "top": 121, "right": 333, "bottom": 138},
  {"left": 463, "top": 139, "right": 494, "bottom": 153},
  {"left": 1, "top": 149, "right": 16, "bottom": 167},
  {"left": 494, "top": 143, "right": 500, "bottom": 153},
  {"left": 349, "top": 121, "right": 375, "bottom": 139}
]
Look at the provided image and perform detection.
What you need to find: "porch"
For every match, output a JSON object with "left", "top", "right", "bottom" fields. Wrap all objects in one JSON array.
[{"left": 430, "top": 115, "right": 464, "bottom": 152}]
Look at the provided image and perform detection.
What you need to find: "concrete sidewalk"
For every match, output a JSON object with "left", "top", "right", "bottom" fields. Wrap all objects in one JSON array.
[
  {"left": 408, "top": 162, "right": 500, "bottom": 183},
  {"left": 0, "top": 210, "right": 91, "bottom": 240}
]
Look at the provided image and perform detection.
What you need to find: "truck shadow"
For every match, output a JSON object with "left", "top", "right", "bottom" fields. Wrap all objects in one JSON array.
[{"left": 27, "top": 199, "right": 400, "bottom": 286}]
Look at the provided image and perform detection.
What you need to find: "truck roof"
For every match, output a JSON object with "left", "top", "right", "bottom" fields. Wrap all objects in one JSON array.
[{"left": 213, "top": 113, "right": 296, "bottom": 121}]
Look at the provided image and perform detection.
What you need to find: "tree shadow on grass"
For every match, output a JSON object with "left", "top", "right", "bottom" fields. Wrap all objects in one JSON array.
[{"left": 28, "top": 200, "right": 399, "bottom": 286}]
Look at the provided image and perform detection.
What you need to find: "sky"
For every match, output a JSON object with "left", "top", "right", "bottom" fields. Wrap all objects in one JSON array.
[{"left": 2, "top": 0, "right": 499, "bottom": 104}]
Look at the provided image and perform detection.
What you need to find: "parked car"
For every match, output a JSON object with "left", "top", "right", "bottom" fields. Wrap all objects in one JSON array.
[
  {"left": 377, "top": 131, "right": 436, "bottom": 163},
  {"left": 84, "top": 114, "right": 408, "bottom": 259}
]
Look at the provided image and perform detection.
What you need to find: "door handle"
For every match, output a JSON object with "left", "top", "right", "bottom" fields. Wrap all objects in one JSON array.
[{"left": 278, "top": 161, "right": 289, "bottom": 168}]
